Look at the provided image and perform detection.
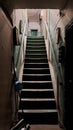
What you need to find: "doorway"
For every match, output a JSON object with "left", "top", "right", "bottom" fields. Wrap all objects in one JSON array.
[{"left": 64, "top": 20, "right": 73, "bottom": 130}]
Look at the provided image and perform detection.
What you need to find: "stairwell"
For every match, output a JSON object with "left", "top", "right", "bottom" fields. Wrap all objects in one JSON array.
[{"left": 18, "top": 35, "right": 58, "bottom": 124}]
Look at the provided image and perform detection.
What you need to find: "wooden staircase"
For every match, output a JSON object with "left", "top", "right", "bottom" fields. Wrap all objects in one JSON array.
[{"left": 18, "top": 36, "right": 58, "bottom": 124}]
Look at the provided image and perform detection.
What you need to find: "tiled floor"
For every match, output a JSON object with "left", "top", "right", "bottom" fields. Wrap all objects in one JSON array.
[{"left": 30, "top": 125, "right": 64, "bottom": 130}]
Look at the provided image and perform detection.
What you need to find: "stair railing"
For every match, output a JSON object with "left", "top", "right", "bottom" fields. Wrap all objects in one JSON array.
[
  {"left": 41, "top": 18, "right": 64, "bottom": 126},
  {"left": 15, "top": 21, "right": 28, "bottom": 79},
  {"left": 10, "top": 119, "right": 25, "bottom": 130},
  {"left": 13, "top": 21, "right": 28, "bottom": 123},
  {"left": 10, "top": 118, "right": 30, "bottom": 130},
  {"left": 42, "top": 18, "right": 64, "bottom": 91}
]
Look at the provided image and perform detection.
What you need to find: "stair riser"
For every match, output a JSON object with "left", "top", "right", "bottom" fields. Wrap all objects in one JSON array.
[
  {"left": 21, "top": 91, "right": 54, "bottom": 98},
  {"left": 24, "top": 63, "right": 49, "bottom": 68},
  {"left": 22, "top": 82, "right": 53, "bottom": 89},
  {"left": 25, "top": 55, "right": 47, "bottom": 58},
  {"left": 26, "top": 52, "right": 47, "bottom": 55},
  {"left": 19, "top": 100, "right": 56, "bottom": 109},
  {"left": 27, "top": 41, "right": 45, "bottom": 43},
  {"left": 18, "top": 112, "right": 58, "bottom": 124},
  {"left": 26, "top": 43, "right": 45, "bottom": 46},
  {"left": 22, "top": 75, "right": 51, "bottom": 81},
  {"left": 23, "top": 69, "right": 50, "bottom": 74},
  {"left": 26, "top": 50, "right": 46, "bottom": 53},
  {"left": 26, "top": 46, "right": 46, "bottom": 50},
  {"left": 25, "top": 58, "right": 48, "bottom": 63},
  {"left": 27, "top": 37, "right": 44, "bottom": 40},
  {"left": 27, "top": 39, "right": 44, "bottom": 42}
]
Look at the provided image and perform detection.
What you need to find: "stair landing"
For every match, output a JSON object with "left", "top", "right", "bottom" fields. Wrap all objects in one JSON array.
[{"left": 30, "top": 125, "right": 63, "bottom": 130}]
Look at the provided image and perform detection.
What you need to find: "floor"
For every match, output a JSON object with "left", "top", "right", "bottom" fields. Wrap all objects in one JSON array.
[{"left": 30, "top": 125, "right": 64, "bottom": 130}]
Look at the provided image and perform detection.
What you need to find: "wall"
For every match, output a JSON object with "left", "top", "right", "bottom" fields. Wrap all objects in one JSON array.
[
  {"left": 0, "top": 8, "right": 13, "bottom": 130},
  {"left": 13, "top": 9, "right": 27, "bottom": 79},
  {"left": 46, "top": 8, "right": 73, "bottom": 128}
]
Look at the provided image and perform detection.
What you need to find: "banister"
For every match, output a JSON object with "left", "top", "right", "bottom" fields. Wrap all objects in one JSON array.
[
  {"left": 10, "top": 119, "right": 26, "bottom": 130},
  {"left": 42, "top": 19, "right": 64, "bottom": 86},
  {"left": 15, "top": 21, "right": 27, "bottom": 78}
]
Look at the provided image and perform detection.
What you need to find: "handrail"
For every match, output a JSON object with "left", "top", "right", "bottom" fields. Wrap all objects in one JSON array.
[
  {"left": 10, "top": 119, "right": 26, "bottom": 130},
  {"left": 42, "top": 19, "right": 65, "bottom": 126},
  {"left": 42, "top": 19, "right": 64, "bottom": 86},
  {"left": 10, "top": 119, "right": 30, "bottom": 130},
  {"left": 15, "top": 21, "right": 27, "bottom": 78}
]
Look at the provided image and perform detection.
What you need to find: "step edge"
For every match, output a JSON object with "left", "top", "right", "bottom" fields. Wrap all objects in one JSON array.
[
  {"left": 21, "top": 98, "right": 55, "bottom": 101},
  {"left": 22, "top": 74, "right": 51, "bottom": 76},
  {"left": 22, "top": 81, "right": 52, "bottom": 83},
  {"left": 21, "top": 89, "right": 53, "bottom": 91},
  {"left": 23, "top": 68, "right": 50, "bottom": 70},
  {"left": 18, "top": 109, "right": 57, "bottom": 113}
]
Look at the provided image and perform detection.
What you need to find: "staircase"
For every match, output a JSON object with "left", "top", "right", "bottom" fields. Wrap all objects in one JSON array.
[{"left": 18, "top": 36, "right": 58, "bottom": 124}]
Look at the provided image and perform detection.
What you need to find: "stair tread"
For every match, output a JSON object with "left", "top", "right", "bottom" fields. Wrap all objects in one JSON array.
[
  {"left": 24, "top": 63, "right": 48, "bottom": 64},
  {"left": 27, "top": 44, "right": 45, "bottom": 46},
  {"left": 22, "top": 81, "right": 52, "bottom": 83},
  {"left": 23, "top": 74, "right": 51, "bottom": 76},
  {"left": 21, "top": 89, "right": 53, "bottom": 91},
  {"left": 26, "top": 46, "right": 45, "bottom": 47},
  {"left": 27, "top": 41, "right": 44, "bottom": 42},
  {"left": 24, "top": 68, "right": 49, "bottom": 70},
  {"left": 25, "top": 58, "right": 47, "bottom": 59},
  {"left": 18, "top": 109, "right": 57, "bottom": 113},
  {"left": 21, "top": 98, "right": 55, "bottom": 101},
  {"left": 26, "top": 53, "right": 46, "bottom": 55},
  {"left": 26, "top": 50, "right": 46, "bottom": 51}
]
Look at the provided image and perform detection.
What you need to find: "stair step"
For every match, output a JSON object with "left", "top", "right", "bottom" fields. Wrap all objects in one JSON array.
[
  {"left": 23, "top": 68, "right": 50, "bottom": 74},
  {"left": 27, "top": 40, "right": 45, "bottom": 43},
  {"left": 26, "top": 51, "right": 46, "bottom": 55},
  {"left": 22, "top": 81, "right": 52, "bottom": 83},
  {"left": 18, "top": 110, "right": 58, "bottom": 124},
  {"left": 27, "top": 43, "right": 45, "bottom": 46},
  {"left": 21, "top": 89, "right": 54, "bottom": 98},
  {"left": 21, "top": 88, "right": 53, "bottom": 91},
  {"left": 21, "top": 98, "right": 55, "bottom": 101},
  {"left": 25, "top": 54, "right": 47, "bottom": 58},
  {"left": 26, "top": 49, "right": 46, "bottom": 52},
  {"left": 25, "top": 58, "right": 48, "bottom": 63},
  {"left": 26, "top": 50, "right": 46, "bottom": 55},
  {"left": 19, "top": 98, "right": 56, "bottom": 109},
  {"left": 26, "top": 53, "right": 47, "bottom": 56},
  {"left": 26, "top": 46, "right": 46, "bottom": 49},
  {"left": 22, "top": 81, "right": 53, "bottom": 89},
  {"left": 25, "top": 59, "right": 48, "bottom": 64},
  {"left": 27, "top": 36, "right": 44, "bottom": 40},
  {"left": 24, "top": 63, "right": 49, "bottom": 68},
  {"left": 27, "top": 37, "right": 44, "bottom": 40},
  {"left": 22, "top": 74, "right": 51, "bottom": 81},
  {"left": 18, "top": 109, "right": 57, "bottom": 113}
]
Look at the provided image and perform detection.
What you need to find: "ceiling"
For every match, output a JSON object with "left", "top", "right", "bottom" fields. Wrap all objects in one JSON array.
[{"left": 0, "top": 0, "right": 73, "bottom": 9}]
